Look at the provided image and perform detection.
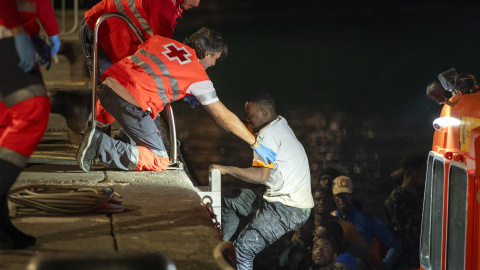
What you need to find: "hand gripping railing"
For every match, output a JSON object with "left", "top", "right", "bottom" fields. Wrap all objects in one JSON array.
[{"left": 92, "top": 13, "right": 178, "bottom": 165}]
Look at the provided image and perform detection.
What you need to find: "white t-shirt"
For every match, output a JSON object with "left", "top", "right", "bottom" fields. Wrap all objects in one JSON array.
[{"left": 253, "top": 116, "right": 314, "bottom": 209}]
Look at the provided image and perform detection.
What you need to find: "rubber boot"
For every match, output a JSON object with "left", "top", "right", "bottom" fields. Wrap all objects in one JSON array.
[{"left": 0, "top": 159, "right": 35, "bottom": 249}]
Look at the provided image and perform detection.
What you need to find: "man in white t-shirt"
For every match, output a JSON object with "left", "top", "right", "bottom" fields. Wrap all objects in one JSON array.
[{"left": 210, "top": 91, "right": 314, "bottom": 270}]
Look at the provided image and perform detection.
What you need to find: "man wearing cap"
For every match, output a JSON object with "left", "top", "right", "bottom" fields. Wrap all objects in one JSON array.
[
  {"left": 332, "top": 176, "right": 402, "bottom": 270},
  {"left": 384, "top": 153, "right": 426, "bottom": 270},
  {"left": 332, "top": 252, "right": 358, "bottom": 270}
]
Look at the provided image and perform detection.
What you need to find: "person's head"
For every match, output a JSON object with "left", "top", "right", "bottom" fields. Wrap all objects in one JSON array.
[
  {"left": 332, "top": 252, "right": 358, "bottom": 270},
  {"left": 293, "top": 217, "right": 315, "bottom": 247},
  {"left": 180, "top": 0, "right": 200, "bottom": 10},
  {"left": 313, "top": 219, "right": 344, "bottom": 246},
  {"left": 314, "top": 167, "right": 340, "bottom": 190},
  {"left": 347, "top": 245, "right": 370, "bottom": 270},
  {"left": 245, "top": 91, "right": 277, "bottom": 133},
  {"left": 183, "top": 27, "right": 227, "bottom": 70},
  {"left": 332, "top": 176, "right": 354, "bottom": 215},
  {"left": 311, "top": 237, "right": 338, "bottom": 268},
  {"left": 313, "top": 187, "right": 335, "bottom": 216},
  {"left": 401, "top": 153, "right": 427, "bottom": 187}
]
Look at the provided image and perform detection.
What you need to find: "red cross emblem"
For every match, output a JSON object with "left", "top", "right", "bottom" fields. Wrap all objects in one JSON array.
[{"left": 162, "top": 43, "right": 192, "bottom": 65}]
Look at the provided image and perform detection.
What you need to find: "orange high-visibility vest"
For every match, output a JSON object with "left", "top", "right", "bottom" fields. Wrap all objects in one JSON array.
[
  {"left": 84, "top": 0, "right": 181, "bottom": 63},
  {"left": 103, "top": 35, "right": 210, "bottom": 118},
  {"left": 85, "top": 0, "right": 151, "bottom": 62},
  {"left": 0, "top": 0, "right": 59, "bottom": 36}
]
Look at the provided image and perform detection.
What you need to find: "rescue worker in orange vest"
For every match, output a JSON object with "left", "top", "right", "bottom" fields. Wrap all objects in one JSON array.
[
  {"left": 76, "top": 27, "right": 277, "bottom": 172},
  {"left": 80, "top": 0, "right": 200, "bottom": 85},
  {"left": 0, "top": 0, "right": 56, "bottom": 249},
  {"left": 0, "top": 0, "right": 61, "bottom": 138}
]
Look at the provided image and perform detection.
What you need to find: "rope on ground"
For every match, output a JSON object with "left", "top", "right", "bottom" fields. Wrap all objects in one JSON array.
[
  {"left": 8, "top": 185, "right": 123, "bottom": 217},
  {"left": 200, "top": 195, "right": 222, "bottom": 237}
]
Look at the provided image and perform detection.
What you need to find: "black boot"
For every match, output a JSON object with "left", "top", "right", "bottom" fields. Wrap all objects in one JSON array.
[
  {"left": 0, "top": 159, "right": 35, "bottom": 249},
  {"left": 1, "top": 195, "right": 35, "bottom": 249}
]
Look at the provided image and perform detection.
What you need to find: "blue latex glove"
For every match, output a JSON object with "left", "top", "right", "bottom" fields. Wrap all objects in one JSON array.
[
  {"left": 184, "top": 95, "right": 201, "bottom": 108},
  {"left": 252, "top": 144, "right": 277, "bottom": 164},
  {"left": 31, "top": 35, "right": 52, "bottom": 70},
  {"left": 13, "top": 31, "right": 36, "bottom": 72},
  {"left": 48, "top": 35, "right": 60, "bottom": 56}
]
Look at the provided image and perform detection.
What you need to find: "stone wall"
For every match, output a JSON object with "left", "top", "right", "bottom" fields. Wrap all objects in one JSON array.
[{"left": 172, "top": 103, "right": 435, "bottom": 219}]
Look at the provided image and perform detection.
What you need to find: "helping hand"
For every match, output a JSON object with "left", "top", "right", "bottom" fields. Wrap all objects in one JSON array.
[
  {"left": 252, "top": 144, "right": 277, "bottom": 164},
  {"left": 13, "top": 31, "right": 36, "bottom": 72},
  {"left": 31, "top": 35, "right": 52, "bottom": 70},
  {"left": 48, "top": 35, "right": 61, "bottom": 56},
  {"left": 209, "top": 164, "right": 226, "bottom": 174}
]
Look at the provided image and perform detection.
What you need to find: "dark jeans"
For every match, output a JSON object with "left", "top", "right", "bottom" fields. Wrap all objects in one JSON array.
[{"left": 222, "top": 188, "right": 310, "bottom": 270}]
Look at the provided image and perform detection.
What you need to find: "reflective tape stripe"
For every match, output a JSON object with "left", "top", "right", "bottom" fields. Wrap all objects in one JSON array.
[
  {"left": 114, "top": 0, "right": 152, "bottom": 36},
  {"left": 129, "top": 53, "right": 168, "bottom": 106},
  {"left": 0, "top": 146, "right": 28, "bottom": 168},
  {"left": 195, "top": 91, "right": 218, "bottom": 104},
  {"left": 0, "top": 26, "right": 13, "bottom": 38},
  {"left": 127, "top": 145, "right": 140, "bottom": 170},
  {"left": 2, "top": 84, "right": 47, "bottom": 107},
  {"left": 125, "top": 0, "right": 152, "bottom": 36},
  {"left": 114, "top": 0, "right": 127, "bottom": 18},
  {"left": 151, "top": 149, "right": 169, "bottom": 158},
  {"left": 16, "top": 0, "right": 36, "bottom": 13},
  {"left": 137, "top": 49, "right": 180, "bottom": 102}
]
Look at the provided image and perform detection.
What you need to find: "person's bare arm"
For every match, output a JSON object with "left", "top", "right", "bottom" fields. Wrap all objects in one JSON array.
[
  {"left": 210, "top": 164, "right": 270, "bottom": 185},
  {"left": 203, "top": 101, "right": 259, "bottom": 148}
]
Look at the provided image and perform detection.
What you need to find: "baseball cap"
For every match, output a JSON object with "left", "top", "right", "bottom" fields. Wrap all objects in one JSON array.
[
  {"left": 333, "top": 252, "right": 358, "bottom": 270},
  {"left": 332, "top": 176, "right": 353, "bottom": 195}
]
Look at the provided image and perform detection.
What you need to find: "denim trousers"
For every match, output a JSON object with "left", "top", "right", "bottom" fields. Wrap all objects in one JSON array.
[{"left": 222, "top": 188, "right": 310, "bottom": 270}]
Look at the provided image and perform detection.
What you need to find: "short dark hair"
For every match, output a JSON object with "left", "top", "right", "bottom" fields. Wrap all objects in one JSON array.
[
  {"left": 317, "top": 219, "right": 344, "bottom": 252},
  {"left": 246, "top": 91, "right": 276, "bottom": 112},
  {"left": 183, "top": 27, "right": 228, "bottom": 61},
  {"left": 312, "top": 187, "right": 334, "bottom": 202},
  {"left": 402, "top": 153, "right": 426, "bottom": 177}
]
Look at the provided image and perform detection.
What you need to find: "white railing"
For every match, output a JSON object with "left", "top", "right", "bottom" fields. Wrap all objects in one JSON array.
[{"left": 52, "top": 0, "right": 79, "bottom": 36}]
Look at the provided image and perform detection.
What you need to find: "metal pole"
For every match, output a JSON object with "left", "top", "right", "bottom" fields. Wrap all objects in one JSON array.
[
  {"left": 92, "top": 13, "right": 145, "bottom": 127},
  {"left": 166, "top": 104, "right": 178, "bottom": 165},
  {"left": 59, "top": 0, "right": 79, "bottom": 36}
]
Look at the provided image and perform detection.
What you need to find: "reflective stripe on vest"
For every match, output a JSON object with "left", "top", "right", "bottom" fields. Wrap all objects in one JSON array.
[
  {"left": 129, "top": 48, "right": 181, "bottom": 105},
  {"left": 113, "top": 0, "right": 152, "bottom": 37},
  {"left": 0, "top": 146, "right": 28, "bottom": 168},
  {"left": 127, "top": 145, "right": 140, "bottom": 170},
  {"left": 1, "top": 84, "right": 47, "bottom": 107}
]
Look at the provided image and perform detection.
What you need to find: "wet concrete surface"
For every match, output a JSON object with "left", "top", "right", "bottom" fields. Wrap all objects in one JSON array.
[{"left": 0, "top": 143, "right": 223, "bottom": 270}]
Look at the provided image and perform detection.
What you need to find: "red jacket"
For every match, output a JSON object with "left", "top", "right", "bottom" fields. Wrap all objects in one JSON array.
[
  {"left": 103, "top": 35, "right": 210, "bottom": 118},
  {"left": 84, "top": 0, "right": 183, "bottom": 63},
  {"left": 0, "top": 0, "right": 59, "bottom": 36}
]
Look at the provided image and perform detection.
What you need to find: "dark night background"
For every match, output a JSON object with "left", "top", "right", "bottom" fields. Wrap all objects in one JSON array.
[{"left": 72, "top": 0, "right": 480, "bottom": 218}]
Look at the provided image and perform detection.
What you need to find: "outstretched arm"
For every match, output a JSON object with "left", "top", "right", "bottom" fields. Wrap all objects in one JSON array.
[
  {"left": 204, "top": 101, "right": 277, "bottom": 164},
  {"left": 210, "top": 164, "right": 270, "bottom": 185}
]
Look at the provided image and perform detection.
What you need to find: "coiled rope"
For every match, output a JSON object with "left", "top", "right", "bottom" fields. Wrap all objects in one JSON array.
[{"left": 8, "top": 185, "right": 123, "bottom": 217}]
